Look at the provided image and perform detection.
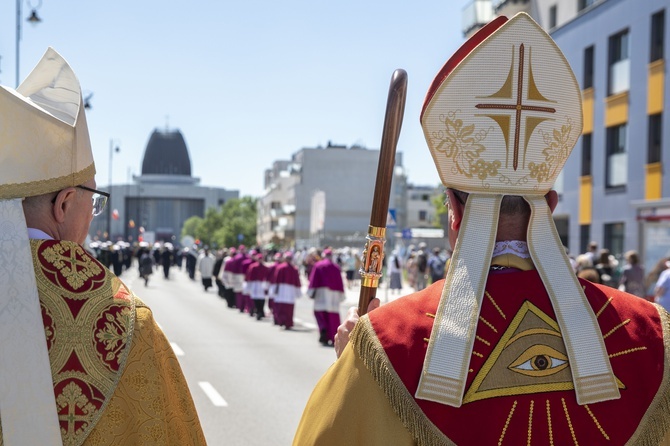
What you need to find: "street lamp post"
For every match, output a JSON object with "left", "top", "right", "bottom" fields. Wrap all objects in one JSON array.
[
  {"left": 107, "top": 139, "right": 120, "bottom": 241},
  {"left": 16, "top": 0, "right": 42, "bottom": 87}
]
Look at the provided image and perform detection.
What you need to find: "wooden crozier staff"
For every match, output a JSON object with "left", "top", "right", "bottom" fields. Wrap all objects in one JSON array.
[{"left": 357, "top": 69, "right": 408, "bottom": 316}]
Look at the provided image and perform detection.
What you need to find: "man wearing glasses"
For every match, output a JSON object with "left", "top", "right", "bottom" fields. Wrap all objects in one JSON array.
[{"left": 0, "top": 49, "right": 206, "bottom": 445}]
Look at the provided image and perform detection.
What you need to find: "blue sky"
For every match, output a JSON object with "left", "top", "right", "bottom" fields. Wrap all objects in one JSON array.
[{"left": 1, "top": 0, "right": 464, "bottom": 197}]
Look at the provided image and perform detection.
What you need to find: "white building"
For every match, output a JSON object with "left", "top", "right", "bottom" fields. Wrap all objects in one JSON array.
[{"left": 257, "top": 142, "right": 408, "bottom": 249}]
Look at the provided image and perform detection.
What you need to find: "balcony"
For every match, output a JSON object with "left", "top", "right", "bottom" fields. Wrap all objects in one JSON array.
[{"left": 462, "top": 0, "right": 494, "bottom": 37}]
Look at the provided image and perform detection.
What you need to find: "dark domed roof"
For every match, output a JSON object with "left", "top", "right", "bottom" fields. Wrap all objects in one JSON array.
[{"left": 141, "top": 129, "right": 192, "bottom": 176}]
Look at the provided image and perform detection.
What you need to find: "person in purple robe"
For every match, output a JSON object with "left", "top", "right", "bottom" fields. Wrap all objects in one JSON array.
[
  {"left": 307, "top": 248, "right": 345, "bottom": 346},
  {"left": 245, "top": 252, "right": 270, "bottom": 320},
  {"left": 273, "top": 252, "right": 302, "bottom": 329}
]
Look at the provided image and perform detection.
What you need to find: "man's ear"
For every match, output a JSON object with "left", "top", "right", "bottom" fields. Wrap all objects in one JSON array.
[
  {"left": 447, "top": 189, "right": 464, "bottom": 231},
  {"left": 545, "top": 190, "right": 559, "bottom": 213},
  {"left": 52, "top": 188, "right": 77, "bottom": 223}
]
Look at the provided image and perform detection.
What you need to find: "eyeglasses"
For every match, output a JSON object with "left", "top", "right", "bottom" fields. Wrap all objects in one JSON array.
[
  {"left": 51, "top": 185, "right": 110, "bottom": 216},
  {"left": 76, "top": 185, "right": 110, "bottom": 216}
]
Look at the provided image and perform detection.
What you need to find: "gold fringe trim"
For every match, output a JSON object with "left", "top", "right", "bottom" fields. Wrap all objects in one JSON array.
[
  {"left": 351, "top": 317, "right": 455, "bottom": 446},
  {"left": 628, "top": 304, "right": 670, "bottom": 445},
  {"left": 0, "top": 163, "right": 95, "bottom": 199}
]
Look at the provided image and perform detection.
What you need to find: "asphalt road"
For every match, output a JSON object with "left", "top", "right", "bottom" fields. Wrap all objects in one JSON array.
[{"left": 120, "top": 264, "right": 413, "bottom": 445}]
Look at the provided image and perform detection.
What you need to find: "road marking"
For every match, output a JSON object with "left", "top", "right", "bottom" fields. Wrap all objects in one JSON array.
[
  {"left": 294, "top": 318, "right": 317, "bottom": 330},
  {"left": 199, "top": 381, "right": 228, "bottom": 407},
  {"left": 170, "top": 342, "right": 185, "bottom": 356}
]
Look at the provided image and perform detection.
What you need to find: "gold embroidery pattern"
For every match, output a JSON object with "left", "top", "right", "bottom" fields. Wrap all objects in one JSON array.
[
  {"left": 13, "top": 240, "right": 207, "bottom": 446},
  {"left": 498, "top": 400, "right": 518, "bottom": 445},
  {"left": 561, "top": 398, "right": 578, "bottom": 445},
  {"left": 546, "top": 400, "right": 554, "bottom": 446},
  {"left": 56, "top": 380, "right": 98, "bottom": 443},
  {"left": 527, "top": 400, "right": 534, "bottom": 446},
  {"left": 431, "top": 110, "right": 500, "bottom": 184},
  {"left": 30, "top": 240, "right": 136, "bottom": 444},
  {"left": 40, "top": 242, "right": 104, "bottom": 293},
  {"left": 94, "top": 306, "right": 133, "bottom": 369},
  {"left": 528, "top": 119, "right": 574, "bottom": 183},
  {"left": 584, "top": 404, "right": 609, "bottom": 440}
]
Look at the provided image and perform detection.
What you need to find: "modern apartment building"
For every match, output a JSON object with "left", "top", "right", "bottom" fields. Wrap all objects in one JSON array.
[{"left": 257, "top": 142, "right": 409, "bottom": 249}]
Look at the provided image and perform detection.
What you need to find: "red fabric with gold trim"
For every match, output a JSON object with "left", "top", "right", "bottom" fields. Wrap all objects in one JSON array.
[
  {"left": 32, "top": 240, "right": 135, "bottom": 443},
  {"left": 369, "top": 270, "right": 664, "bottom": 445}
]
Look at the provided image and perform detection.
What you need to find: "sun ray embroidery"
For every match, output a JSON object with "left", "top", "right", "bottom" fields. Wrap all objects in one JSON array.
[
  {"left": 476, "top": 335, "right": 491, "bottom": 346},
  {"left": 602, "top": 319, "right": 631, "bottom": 339},
  {"left": 527, "top": 400, "right": 534, "bottom": 446},
  {"left": 499, "top": 400, "right": 518, "bottom": 445},
  {"left": 473, "top": 351, "right": 484, "bottom": 358},
  {"left": 584, "top": 404, "right": 610, "bottom": 440},
  {"left": 561, "top": 398, "right": 579, "bottom": 445},
  {"left": 609, "top": 346, "right": 647, "bottom": 358},
  {"left": 546, "top": 400, "right": 554, "bottom": 446},
  {"left": 596, "top": 297, "right": 614, "bottom": 318},
  {"left": 480, "top": 316, "right": 498, "bottom": 333},
  {"left": 486, "top": 291, "right": 507, "bottom": 320}
]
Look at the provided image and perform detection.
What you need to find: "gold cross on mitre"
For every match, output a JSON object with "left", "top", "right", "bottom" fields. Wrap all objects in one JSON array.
[{"left": 475, "top": 43, "right": 557, "bottom": 171}]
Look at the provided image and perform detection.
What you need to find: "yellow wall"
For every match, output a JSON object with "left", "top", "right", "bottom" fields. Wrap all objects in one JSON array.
[
  {"left": 582, "top": 88, "right": 594, "bottom": 134},
  {"left": 648, "top": 60, "right": 665, "bottom": 115},
  {"left": 605, "top": 92, "right": 629, "bottom": 127},
  {"left": 579, "top": 176, "right": 592, "bottom": 225},
  {"left": 646, "top": 162, "right": 663, "bottom": 200}
]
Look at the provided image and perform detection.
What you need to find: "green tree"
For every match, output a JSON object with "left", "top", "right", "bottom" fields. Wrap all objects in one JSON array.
[
  {"left": 181, "top": 216, "right": 203, "bottom": 241},
  {"left": 213, "top": 196, "right": 258, "bottom": 248},
  {"left": 180, "top": 197, "right": 258, "bottom": 249}
]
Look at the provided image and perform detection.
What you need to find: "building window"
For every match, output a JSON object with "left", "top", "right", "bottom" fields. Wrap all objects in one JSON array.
[
  {"left": 419, "top": 210, "right": 427, "bottom": 222},
  {"left": 606, "top": 124, "right": 628, "bottom": 189},
  {"left": 581, "top": 133, "right": 592, "bottom": 176},
  {"left": 554, "top": 217, "right": 569, "bottom": 248},
  {"left": 648, "top": 113, "right": 663, "bottom": 163},
  {"left": 608, "top": 30, "right": 630, "bottom": 95},
  {"left": 549, "top": 5, "right": 557, "bottom": 28},
  {"left": 651, "top": 10, "right": 666, "bottom": 62},
  {"left": 604, "top": 222, "right": 625, "bottom": 258},
  {"left": 580, "top": 224, "right": 590, "bottom": 255},
  {"left": 578, "top": 0, "right": 596, "bottom": 12},
  {"left": 583, "top": 46, "right": 594, "bottom": 89}
]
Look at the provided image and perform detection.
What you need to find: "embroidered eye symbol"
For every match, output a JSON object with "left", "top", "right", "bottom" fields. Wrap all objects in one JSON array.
[{"left": 508, "top": 344, "right": 569, "bottom": 377}]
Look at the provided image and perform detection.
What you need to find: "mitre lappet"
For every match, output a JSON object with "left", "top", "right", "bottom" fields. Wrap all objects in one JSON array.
[
  {"left": 415, "top": 12, "right": 619, "bottom": 407},
  {"left": 0, "top": 48, "right": 94, "bottom": 445}
]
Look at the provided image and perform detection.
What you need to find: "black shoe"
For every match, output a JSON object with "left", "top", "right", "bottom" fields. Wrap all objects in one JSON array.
[{"left": 318, "top": 329, "right": 327, "bottom": 345}]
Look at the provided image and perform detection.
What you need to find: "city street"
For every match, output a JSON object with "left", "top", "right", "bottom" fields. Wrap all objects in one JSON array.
[{"left": 120, "top": 263, "right": 415, "bottom": 445}]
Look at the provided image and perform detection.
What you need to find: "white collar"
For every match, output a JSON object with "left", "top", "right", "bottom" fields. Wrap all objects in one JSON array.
[
  {"left": 492, "top": 240, "right": 530, "bottom": 258},
  {"left": 27, "top": 228, "right": 54, "bottom": 240}
]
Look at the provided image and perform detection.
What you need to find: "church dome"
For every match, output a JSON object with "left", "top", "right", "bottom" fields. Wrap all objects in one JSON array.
[{"left": 141, "top": 129, "right": 192, "bottom": 176}]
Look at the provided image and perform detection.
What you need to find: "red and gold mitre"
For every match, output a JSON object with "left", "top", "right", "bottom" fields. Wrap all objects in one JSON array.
[{"left": 416, "top": 13, "right": 618, "bottom": 409}]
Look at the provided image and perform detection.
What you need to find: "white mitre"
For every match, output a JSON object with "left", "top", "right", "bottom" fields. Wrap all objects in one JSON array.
[
  {"left": 0, "top": 48, "right": 94, "bottom": 446},
  {"left": 415, "top": 13, "right": 619, "bottom": 407}
]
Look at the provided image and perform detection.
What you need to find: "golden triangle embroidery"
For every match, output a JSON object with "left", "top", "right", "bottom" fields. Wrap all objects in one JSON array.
[{"left": 463, "top": 300, "right": 624, "bottom": 404}]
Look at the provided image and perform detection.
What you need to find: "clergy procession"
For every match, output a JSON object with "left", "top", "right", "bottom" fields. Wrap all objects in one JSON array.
[{"left": 2, "top": 7, "right": 670, "bottom": 446}]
